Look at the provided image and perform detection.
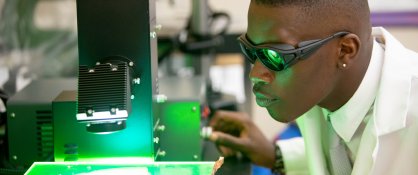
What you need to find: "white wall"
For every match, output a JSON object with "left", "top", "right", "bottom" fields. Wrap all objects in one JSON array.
[{"left": 385, "top": 27, "right": 418, "bottom": 52}]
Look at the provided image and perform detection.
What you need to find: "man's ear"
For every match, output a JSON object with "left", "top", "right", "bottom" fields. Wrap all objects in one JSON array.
[{"left": 338, "top": 33, "right": 361, "bottom": 69}]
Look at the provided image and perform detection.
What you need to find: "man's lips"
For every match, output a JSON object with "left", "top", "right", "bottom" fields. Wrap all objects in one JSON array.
[
  {"left": 252, "top": 84, "right": 279, "bottom": 107},
  {"left": 255, "top": 96, "right": 278, "bottom": 107},
  {"left": 253, "top": 90, "right": 279, "bottom": 107}
]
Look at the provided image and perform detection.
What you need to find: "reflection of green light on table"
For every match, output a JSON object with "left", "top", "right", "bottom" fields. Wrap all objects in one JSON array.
[{"left": 25, "top": 161, "right": 215, "bottom": 175}]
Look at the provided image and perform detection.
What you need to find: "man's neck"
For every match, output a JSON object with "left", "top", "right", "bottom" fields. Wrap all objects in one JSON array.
[{"left": 319, "top": 38, "right": 374, "bottom": 112}]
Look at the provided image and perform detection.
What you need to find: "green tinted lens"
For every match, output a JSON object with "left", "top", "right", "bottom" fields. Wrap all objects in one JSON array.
[{"left": 260, "top": 49, "right": 285, "bottom": 71}]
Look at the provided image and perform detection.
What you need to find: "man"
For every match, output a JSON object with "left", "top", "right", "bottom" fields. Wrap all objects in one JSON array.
[{"left": 208, "top": 0, "right": 418, "bottom": 174}]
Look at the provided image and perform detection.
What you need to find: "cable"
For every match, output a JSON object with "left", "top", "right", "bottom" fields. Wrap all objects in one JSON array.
[
  {"left": 175, "top": 7, "right": 232, "bottom": 55},
  {"left": 0, "top": 89, "right": 8, "bottom": 133}
]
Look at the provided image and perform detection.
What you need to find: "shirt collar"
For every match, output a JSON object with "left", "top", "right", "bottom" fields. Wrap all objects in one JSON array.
[{"left": 326, "top": 39, "right": 384, "bottom": 142}]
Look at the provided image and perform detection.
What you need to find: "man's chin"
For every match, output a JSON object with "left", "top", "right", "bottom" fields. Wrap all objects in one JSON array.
[{"left": 266, "top": 108, "right": 292, "bottom": 123}]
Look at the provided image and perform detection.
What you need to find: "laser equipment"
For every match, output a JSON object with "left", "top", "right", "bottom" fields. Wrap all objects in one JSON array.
[{"left": 6, "top": 0, "right": 209, "bottom": 174}]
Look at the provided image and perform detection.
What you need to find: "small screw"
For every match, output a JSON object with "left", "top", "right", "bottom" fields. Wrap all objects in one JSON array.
[
  {"left": 157, "top": 125, "right": 165, "bottom": 131},
  {"left": 87, "top": 109, "right": 93, "bottom": 115},
  {"left": 12, "top": 155, "right": 17, "bottom": 160},
  {"left": 133, "top": 78, "right": 140, "bottom": 85},
  {"left": 192, "top": 106, "right": 197, "bottom": 112},
  {"left": 157, "top": 150, "right": 166, "bottom": 157},
  {"left": 153, "top": 137, "right": 160, "bottom": 144},
  {"left": 193, "top": 155, "right": 198, "bottom": 159},
  {"left": 155, "top": 94, "right": 167, "bottom": 103},
  {"left": 88, "top": 69, "right": 94, "bottom": 73},
  {"left": 150, "top": 31, "right": 157, "bottom": 38},
  {"left": 96, "top": 62, "right": 100, "bottom": 65},
  {"left": 131, "top": 95, "right": 135, "bottom": 100},
  {"left": 110, "top": 108, "right": 116, "bottom": 113},
  {"left": 10, "top": 113, "right": 15, "bottom": 118},
  {"left": 111, "top": 67, "right": 118, "bottom": 71},
  {"left": 129, "top": 62, "right": 134, "bottom": 67}
]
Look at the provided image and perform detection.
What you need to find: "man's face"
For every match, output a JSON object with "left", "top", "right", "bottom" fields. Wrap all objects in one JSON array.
[{"left": 247, "top": 3, "right": 341, "bottom": 122}]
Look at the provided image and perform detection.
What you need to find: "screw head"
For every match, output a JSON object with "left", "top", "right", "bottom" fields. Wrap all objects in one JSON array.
[
  {"left": 133, "top": 78, "right": 140, "bottom": 85},
  {"left": 192, "top": 106, "right": 197, "bottom": 112},
  {"left": 131, "top": 95, "right": 135, "bottom": 100},
  {"left": 12, "top": 155, "right": 17, "bottom": 160},
  {"left": 129, "top": 62, "right": 134, "bottom": 67},
  {"left": 153, "top": 137, "right": 160, "bottom": 144},
  {"left": 150, "top": 31, "right": 157, "bottom": 38},
  {"left": 158, "top": 150, "right": 166, "bottom": 157},
  {"left": 155, "top": 94, "right": 167, "bottom": 103},
  {"left": 10, "top": 113, "right": 15, "bottom": 118},
  {"left": 157, "top": 125, "right": 165, "bottom": 131}
]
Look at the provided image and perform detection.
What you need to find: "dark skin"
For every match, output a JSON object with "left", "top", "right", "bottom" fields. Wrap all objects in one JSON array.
[
  {"left": 209, "top": 111, "right": 275, "bottom": 168},
  {"left": 209, "top": 1, "right": 373, "bottom": 169}
]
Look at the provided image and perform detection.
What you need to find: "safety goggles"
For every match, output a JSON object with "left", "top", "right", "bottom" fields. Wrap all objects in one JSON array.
[{"left": 238, "top": 31, "right": 349, "bottom": 71}]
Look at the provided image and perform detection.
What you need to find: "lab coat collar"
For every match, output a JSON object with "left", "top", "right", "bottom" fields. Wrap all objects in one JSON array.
[{"left": 372, "top": 27, "right": 411, "bottom": 136}]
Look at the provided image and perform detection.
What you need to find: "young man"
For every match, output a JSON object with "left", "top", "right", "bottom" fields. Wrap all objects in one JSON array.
[{"left": 208, "top": 0, "right": 418, "bottom": 174}]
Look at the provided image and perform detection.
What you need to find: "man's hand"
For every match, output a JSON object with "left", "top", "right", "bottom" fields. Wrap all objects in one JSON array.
[{"left": 208, "top": 110, "right": 275, "bottom": 168}]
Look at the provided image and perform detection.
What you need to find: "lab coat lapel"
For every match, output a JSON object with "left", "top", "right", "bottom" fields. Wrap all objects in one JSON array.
[
  {"left": 369, "top": 27, "right": 411, "bottom": 174},
  {"left": 372, "top": 27, "right": 410, "bottom": 136}
]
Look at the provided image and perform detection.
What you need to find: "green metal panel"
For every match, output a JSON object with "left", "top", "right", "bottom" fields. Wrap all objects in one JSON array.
[
  {"left": 25, "top": 161, "right": 215, "bottom": 175},
  {"left": 7, "top": 104, "right": 51, "bottom": 167},
  {"left": 156, "top": 101, "right": 202, "bottom": 161},
  {"left": 6, "top": 79, "right": 77, "bottom": 167},
  {"left": 154, "top": 77, "right": 205, "bottom": 161}
]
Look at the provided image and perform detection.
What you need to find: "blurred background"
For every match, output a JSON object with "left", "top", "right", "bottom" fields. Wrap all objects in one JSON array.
[{"left": 0, "top": 0, "right": 417, "bottom": 145}]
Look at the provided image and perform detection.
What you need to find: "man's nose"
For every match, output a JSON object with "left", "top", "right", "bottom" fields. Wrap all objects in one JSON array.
[{"left": 249, "top": 59, "right": 275, "bottom": 85}]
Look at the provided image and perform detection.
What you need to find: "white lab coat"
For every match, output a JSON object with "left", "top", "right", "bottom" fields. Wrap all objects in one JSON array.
[{"left": 278, "top": 27, "right": 418, "bottom": 175}]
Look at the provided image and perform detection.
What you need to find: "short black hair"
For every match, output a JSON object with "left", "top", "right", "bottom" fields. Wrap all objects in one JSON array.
[
  {"left": 254, "top": 0, "right": 369, "bottom": 15},
  {"left": 255, "top": 0, "right": 324, "bottom": 6},
  {"left": 253, "top": 0, "right": 371, "bottom": 34}
]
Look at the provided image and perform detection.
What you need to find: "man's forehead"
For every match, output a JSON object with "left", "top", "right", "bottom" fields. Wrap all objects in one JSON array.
[{"left": 247, "top": 4, "right": 306, "bottom": 45}]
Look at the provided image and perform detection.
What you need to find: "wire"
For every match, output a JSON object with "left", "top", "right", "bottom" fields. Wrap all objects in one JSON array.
[
  {"left": 0, "top": 89, "right": 8, "bottom": 126},
  {"left": 175, "top": 7, "right": 232, "bottom": 55}
]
